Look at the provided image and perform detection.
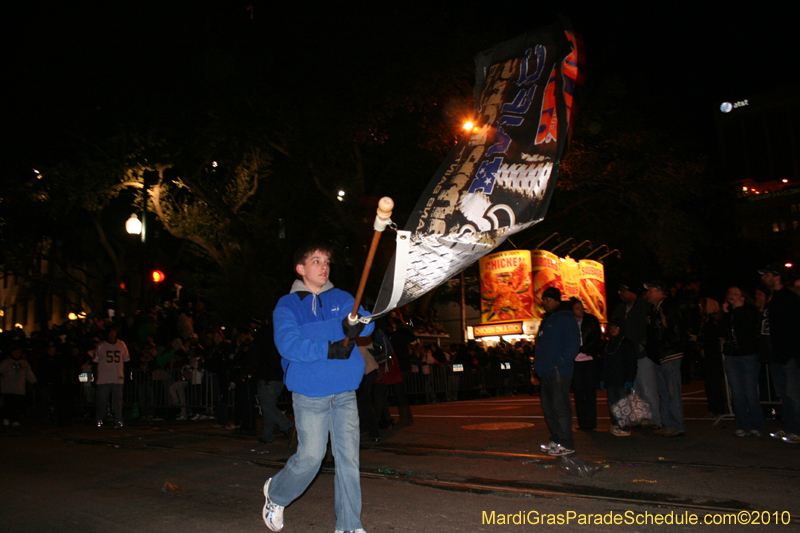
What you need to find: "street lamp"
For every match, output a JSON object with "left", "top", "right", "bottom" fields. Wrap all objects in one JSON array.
[{"left": 125, "top": 214, "right": 142, "bottom": 235}]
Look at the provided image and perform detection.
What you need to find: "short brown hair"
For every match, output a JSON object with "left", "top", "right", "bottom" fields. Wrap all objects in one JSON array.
[{"left": 293, "top": 242, "right": 334, "bottom": 277}]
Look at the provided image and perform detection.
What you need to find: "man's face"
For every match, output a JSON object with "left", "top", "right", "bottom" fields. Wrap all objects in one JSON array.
[
  {"left": 645, "top": 287, "right": 664, "bottom": 305},
  {"left": 618, "top": 287, "right": 636, "bottom": 303},
  {"left": 572, "top": 302, "right": 585, "bottom": 318},
  {"left": 727, "top": 287, "right": 744, "bottom": 306},
  {"left": 107, "top": 329, "right": 117, "bottom": 343},
  {"left": 761, "top": 272, "right": 776, "bottom": 289},
  {"left": 542, "top": 296, "right": 560, "bottom": 313},
  {"left": 296, "top": 250, "right": 331, "bottom": 293}
]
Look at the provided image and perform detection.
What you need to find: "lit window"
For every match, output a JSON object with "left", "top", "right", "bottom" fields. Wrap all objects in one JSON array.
[{"left": 773, "top": 223, "right": 780, "bottom": 232}]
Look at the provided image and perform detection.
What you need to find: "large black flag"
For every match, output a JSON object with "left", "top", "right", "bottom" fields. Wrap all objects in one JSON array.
[{"left": 372, "top": 20, "right": 578, "bottom": 318}]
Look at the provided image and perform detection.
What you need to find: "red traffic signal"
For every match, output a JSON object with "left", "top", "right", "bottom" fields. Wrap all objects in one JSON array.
[{"left": 151, "top": 270, "right": 166, "bottom": 283}]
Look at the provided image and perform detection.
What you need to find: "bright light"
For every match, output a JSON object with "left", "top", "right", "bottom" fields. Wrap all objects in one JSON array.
[
  {"left": 68, "top": 313, "right": 78, "bottom": 320},
  {"left": 742, "top": 186, "right": 748, "bottom": 191},
  {"left": 783, "top": 179, "right": 789, "bottom": 183},
  {"left": 77, "top": 312, "right": 86, "bottom": 319},
  {"left": 337, "top": 190, "right": 345, "bottom": 202},
  {"left": 14, "top": 323, "right": 23, "bottom": 329},
  {"left": 785, "top": 263, "right": 793, "bottom": 268},
  {"left": 338, "top": 190, "right": 345, "bottom": 197},
  {"left": 125, "top": 214, "right": 142, "bottom": 235},
  {"left": 0, "top": 310, "right": 3, "bottom": 317},
  {"left": 212, "top": 161, "right": 218, "bottom": 168},
  {"left": 463, "top": 121, "right": 474, "bottom": 130},
  {"left": 33, "top": 169, "right": 42, "bottom": 179},
  {"left": 152, "top": 270, "right": 166, "bottom": 283}
]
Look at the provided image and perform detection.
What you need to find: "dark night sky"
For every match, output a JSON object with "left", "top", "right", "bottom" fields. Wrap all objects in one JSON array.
[{"left": 5, "top": 1, "right": 798, "bottom": 175}]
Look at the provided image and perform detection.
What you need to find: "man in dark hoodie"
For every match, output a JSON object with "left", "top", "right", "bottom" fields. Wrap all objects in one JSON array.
[
  {"left": 644, "top": 280, "right": 686, "bottom": 438},
  {"left": 534, "top": 287, "right": 581, "bottom": 456},
  {"left": 262, "top": 243, "right": 373, "bottom": 533},
  {"left": 759, "top": 264, "right": 800, "bottom": 444}
]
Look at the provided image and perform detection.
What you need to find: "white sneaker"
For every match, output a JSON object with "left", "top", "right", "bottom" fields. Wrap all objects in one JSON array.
[
  {"left": 335, "top": 529, "right": 368, "bottom": 533},
  {"left": 547, "top": 444, "right": 575, "bottom": 456},
  {"left": 749, "top": 430, "right": 762, "bottom": 437},
  {"left": 96, "top": 420, "right": 104, "bottom": 428},
  {"left": 610, "top": 426, "right": 631, "bottom": 437},
  {"left": 263, "top": 478, "right": 284, "bottom": 531},
  {"left": 190, "top": 413, "right": 201, "bottom": 421},
  {"left": 734, "top": 429, "right": 747, "bottom": 437},
  {"left": 770, "top": 430, "right": 786, "bottom": 439},
  {"left": 783, "top": 433, "right": 800, "bottom": 444},
  {"left": 540, "top": 441, "right": 558, "bottom": 452},
  {"left": 176, "top": 415, "right": 188, "bottom": 421}
]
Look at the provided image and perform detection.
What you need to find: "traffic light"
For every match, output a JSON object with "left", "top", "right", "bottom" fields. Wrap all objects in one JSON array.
[{"left": 151, "top": 270, "right": 165, "bottom": 284}]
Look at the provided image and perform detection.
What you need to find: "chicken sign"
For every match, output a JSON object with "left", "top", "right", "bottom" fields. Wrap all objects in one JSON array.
[{"left": 480, "top": 250, "right": 535, "bottom": 323}]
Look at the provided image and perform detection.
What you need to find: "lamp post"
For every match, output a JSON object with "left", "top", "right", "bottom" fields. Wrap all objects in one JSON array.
[{"left": 126, "top": 181, "right": 149, "bottom": 312}]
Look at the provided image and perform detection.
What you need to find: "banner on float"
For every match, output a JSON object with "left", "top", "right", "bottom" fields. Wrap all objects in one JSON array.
[
  {"left": 479, "top": 250, "right": 534, "bottom": 323},
  {"left": 370, "top": 19, "right": 578, "bottom": 319}
]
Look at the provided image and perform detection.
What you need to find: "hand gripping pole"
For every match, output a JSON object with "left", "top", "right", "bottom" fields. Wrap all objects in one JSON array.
[{"left": 344, "top": 197, "right": 394, "bottom": 346}]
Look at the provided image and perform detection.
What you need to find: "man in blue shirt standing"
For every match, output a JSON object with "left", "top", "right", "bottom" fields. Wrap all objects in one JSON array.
[
  {"left": 263, "top": 243, "right": 373, "bottom": 533},
  {"left": 535, "top": 287, "right": 581, "bottom": 456}
]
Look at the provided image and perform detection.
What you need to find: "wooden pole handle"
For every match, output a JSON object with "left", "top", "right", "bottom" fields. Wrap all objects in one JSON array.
[{"left": 344, "top": 197, "right": 394, "bottom": 346}]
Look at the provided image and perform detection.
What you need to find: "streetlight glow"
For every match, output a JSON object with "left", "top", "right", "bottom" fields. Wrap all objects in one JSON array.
[
  {"left": 463, "top": 121, "right": 474, "bottom": 130},
  {"left": 126, "top": 214, "right": 142, "bottom": 235}
]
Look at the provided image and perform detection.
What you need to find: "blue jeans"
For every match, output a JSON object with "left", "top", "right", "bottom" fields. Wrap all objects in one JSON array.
[
  {"left": 724, "top": 354, "right": 765, "bottom": 432},
  {"left": 655, "top": 359, "right": 685, "bottom": 432},
  {"left": 772, "top": 359, "right": 800, "bottom": 435},
  {"left": 540, "top": 371, "right": 574, "bottom": 449},
  {"left": 268, "top": 391, "right": 362, "bottom": 532},
  {"left": 96, "top": 383, "right": 123, "bottom": 424},
  {"left": 258, "top": 380, "right": 293, "bottom": 442},
  {"left": 635, "top": 357, "right": 661, "bottom": 425}
]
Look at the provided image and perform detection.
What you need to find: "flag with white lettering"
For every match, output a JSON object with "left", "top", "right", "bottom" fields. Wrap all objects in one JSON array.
[{"left": 371, "top": 20, "right": 578, "bottom": 318}]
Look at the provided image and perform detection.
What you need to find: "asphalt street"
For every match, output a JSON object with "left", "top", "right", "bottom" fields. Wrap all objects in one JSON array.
[{"left": 1, "top": 382, "right": 798, "bottom": 533}]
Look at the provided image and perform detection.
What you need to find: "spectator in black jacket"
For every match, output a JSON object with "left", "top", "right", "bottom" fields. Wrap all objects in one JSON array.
[
  {"left": 696, "top": 297, "right": 725, "bottom": 418},
  {"left": 721, "top": 286, "right": 764, "bottom": 437},
  {"left": 759, "top": 264, "right": 800, "bottom": 443},
  {"left": 571, "top": 298, "right": 601, "bottom": 431},
  {"left": 253, "top": 318, "right": 294, "bottom": 444},
  {"left": 600, "top": 319, "right": 638, "bottom": 436},
  {"left": 645, "top": 280, "right": 686, "bottom": 437}
]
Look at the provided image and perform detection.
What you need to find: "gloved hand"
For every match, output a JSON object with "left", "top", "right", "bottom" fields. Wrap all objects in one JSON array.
[
  {"left": 624, "top": 381, "right": 633, "bottom": 390},
  {"left": 599, "top": 381, "right": 605, "bottom": 391},
  {"left": 342, "top": 315, "right": 366, "bottom": 339},
  {"left": 327, "top": 339, "right": 352, "bottom": 360}
]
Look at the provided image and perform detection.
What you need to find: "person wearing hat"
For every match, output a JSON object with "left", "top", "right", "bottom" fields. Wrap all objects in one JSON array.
[
  {"left": 611, "top": 281, "right": 657, "bottom": 428},
  {"left": 759, "top": 264, "right": 800, "bottom": 444},
  {"left": 535, "top": 287, "right": 582, "bottom": 456},
  {"left": 644, "top": 280, "right": 686, "bottom": 437}
]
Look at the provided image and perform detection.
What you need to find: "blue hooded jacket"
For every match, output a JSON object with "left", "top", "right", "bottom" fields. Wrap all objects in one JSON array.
[
  {"left": 273, "top": 279, "right": 374, "bottom": 397},
  {"left": 534, "top": 309, "right": 581, "bottom": 379}
]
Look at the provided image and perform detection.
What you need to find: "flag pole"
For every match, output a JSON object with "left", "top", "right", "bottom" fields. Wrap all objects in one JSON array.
[{"left": 344, "top": 197, "right": 394, "bottom": 345}]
